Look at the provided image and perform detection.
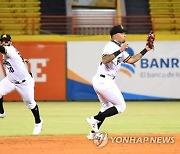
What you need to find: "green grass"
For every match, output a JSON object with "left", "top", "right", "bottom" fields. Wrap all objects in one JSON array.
[{"left": 0, "top": 101, "right": 180, "bottom": 136}]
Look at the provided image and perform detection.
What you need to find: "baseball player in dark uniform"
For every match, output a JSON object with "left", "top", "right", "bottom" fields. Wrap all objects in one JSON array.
[
  {"left": 86, "top": 25, "right": 153, "bottom": 139},
  {"left": 0, "top": 34, "right": 43, "bottom": 135}
]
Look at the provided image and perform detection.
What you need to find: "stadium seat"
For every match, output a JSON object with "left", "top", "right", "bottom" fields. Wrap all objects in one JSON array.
[
  {"left": 0, "top": 0, "right": 40, "bottom": 35},
  {"left": 149, "top": 0, "right": 180, "bottom": 33},
  {"left": 0, "top": 1, "right": 40, "bottom": 7}
]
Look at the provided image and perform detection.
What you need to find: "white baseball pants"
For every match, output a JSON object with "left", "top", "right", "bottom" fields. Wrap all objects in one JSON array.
[
  {"left": 0, "top": 76, "right": 37, "bottom": 109},
  {"left": 92, "top": 75, "right": 126, "bottom": 113}
]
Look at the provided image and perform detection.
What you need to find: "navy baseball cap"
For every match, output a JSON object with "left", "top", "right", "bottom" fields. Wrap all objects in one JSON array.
[
  {"left": 110, "top": 25, "right": 127, "bottom": 36},
  {"left": 0, "top": 34, "right": 11, "bottom": 41}
]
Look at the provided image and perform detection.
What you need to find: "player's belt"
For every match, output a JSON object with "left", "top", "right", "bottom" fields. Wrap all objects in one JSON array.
[
  {"left": 15, "top": 79, "right": 26, "bottom": 84},
  {"left": 100, "top": 74, "right": 115, "bottom": 80}
]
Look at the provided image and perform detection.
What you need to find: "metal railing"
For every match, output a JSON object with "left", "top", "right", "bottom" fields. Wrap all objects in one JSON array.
[
  {"left": 40, "top": 15, "right": 152, "bottom": 34},
  {"left": 0, "top": 15, "right": 180, "bottom": 35}
]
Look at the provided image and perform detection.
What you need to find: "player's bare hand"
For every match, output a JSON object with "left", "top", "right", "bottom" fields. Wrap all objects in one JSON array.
[
  {"left": 120, "top": 42, "right": 128, "bottom": 52},
  {"left": 24, "top": 59, "right": 29, "bottom": 63}
]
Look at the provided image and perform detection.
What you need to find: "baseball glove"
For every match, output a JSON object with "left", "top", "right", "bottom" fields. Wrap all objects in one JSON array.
[{"left": 146, "top": 31, "right": 155, "bottom": 49}]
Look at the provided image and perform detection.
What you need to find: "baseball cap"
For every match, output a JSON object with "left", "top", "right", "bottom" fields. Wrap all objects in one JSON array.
[
  {"left": 0, "top": 34, "right": 11, "bottom": 41},
  {"left": 110, "top": 25, "right": 127, "bottom": 36}
]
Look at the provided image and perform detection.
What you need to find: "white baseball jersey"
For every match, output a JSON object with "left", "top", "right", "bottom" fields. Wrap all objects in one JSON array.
[
  {"left": 96, "top": 41, "right": 130, "bottom": 78},
  {"left": 0, "top": 45, "right": 36, "bottom": 109},
  {"left": 3, "top": 45, "right": 30, "bottom": 83},
  {"left": 93, "top": 40, "right": 130, "bottom": 113}
]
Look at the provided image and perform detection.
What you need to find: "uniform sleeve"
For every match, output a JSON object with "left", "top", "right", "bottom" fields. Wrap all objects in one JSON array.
[
  {"left": 101, "top": 42, "right": 117, "bottom": 57},
  {"left": 102, "top": 46, "right": 110, "bottom": 57},
  {"left": 0, "top": 45, "right": 6, "bottom": 54}
]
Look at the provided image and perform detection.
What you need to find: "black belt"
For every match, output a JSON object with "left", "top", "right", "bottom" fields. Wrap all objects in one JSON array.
[
  {"left": 100, "top": 74, "right": 105, "bottom": 78},
  {"left": 100, "top": 74, "right": 115, "bottom": 80},
  {"left": 15, "top": 79, "right": 26, "bottom": 84}
]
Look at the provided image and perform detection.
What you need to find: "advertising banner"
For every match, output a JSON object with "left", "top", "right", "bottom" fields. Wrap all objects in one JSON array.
[
  {"left": 0, "top": 42, "right": 66, "bottom": 101},
  {"left": 67, "top": 41, "right": 180, "bottom": 100}
]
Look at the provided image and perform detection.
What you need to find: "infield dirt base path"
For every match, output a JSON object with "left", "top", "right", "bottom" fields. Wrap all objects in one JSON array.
[{"left": 0, "top": 134, "right": 179, "bottom": 154}]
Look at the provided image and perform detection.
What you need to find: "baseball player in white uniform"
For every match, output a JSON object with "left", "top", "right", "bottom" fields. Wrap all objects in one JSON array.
[
  {"left": 86, "top": 25, "right": 152, "bottom": 139},
  {"left": 0, "top": 34, "right": 43, "bottom": 135}
]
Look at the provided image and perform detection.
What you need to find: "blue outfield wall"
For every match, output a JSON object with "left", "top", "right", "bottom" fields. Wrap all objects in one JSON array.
[{"left": 67, "top": 79, "right": 171, "bottom": 101}]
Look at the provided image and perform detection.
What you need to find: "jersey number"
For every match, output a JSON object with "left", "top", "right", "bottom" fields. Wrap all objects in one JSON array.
[
  {"left": 3, "top": 60, "right": 14, "bottom": 73},
  {"left": 7, "top": 67, "right": 14, "bottom": 73}
]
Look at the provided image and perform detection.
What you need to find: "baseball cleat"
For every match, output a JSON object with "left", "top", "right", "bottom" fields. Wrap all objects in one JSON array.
[
  {"left": 33, "top": 119, "right": 43, "bottom": 135},
  {"left": 0, "top": 112, "right": 5, "bottom": 118},
  {"left": 86, "top": 116, "right": 100, "bottom": 132},
  {"left": 87, "top": 131, "right": 95, "bottom": 140}
]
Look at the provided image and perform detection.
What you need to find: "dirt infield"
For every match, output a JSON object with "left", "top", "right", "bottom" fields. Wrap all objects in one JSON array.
[{"left": 0, "top": 134, "right": 179, "bottom": 154}]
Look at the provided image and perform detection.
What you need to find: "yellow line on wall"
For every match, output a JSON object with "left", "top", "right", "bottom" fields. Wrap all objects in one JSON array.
[{"left": 12, "top": 34, "right": 180, "bottom": 42}]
